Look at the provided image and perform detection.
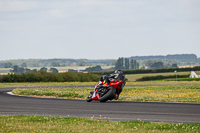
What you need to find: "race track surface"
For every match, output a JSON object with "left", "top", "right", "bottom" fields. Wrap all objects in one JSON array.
[{"left": 0, "top": 86, "right": 200, "bottom": 123}]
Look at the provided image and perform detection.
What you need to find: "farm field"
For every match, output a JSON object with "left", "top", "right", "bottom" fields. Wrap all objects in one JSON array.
[
  {"left": 1, "top": 115, "right": 199, "bottom": 133},
  {"left": 126, "top": 71, "right": 200, "bottom": 81}
]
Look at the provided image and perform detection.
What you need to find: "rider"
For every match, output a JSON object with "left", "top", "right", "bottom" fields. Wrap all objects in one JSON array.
[{"left": 98, "top": 70, "right": 125, "bottom": 99}]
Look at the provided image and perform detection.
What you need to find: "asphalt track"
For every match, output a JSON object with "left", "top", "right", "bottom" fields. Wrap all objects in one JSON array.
[{"left": 0, "top": 85, "right": 200, "bottom": 123}]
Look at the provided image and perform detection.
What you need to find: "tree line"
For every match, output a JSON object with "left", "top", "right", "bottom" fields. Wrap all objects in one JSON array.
[
  {"left": 8, "top": 65, "right": 59, "bottom": 74},
  {"left": 0, "top": 71, "right": 99, "bottom": 83},
  {"left": 115, "top": 58, "right": 139, "bottom": 70}
]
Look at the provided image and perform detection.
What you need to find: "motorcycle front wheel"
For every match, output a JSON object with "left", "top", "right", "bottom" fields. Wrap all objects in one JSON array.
[
  {"left": 86, "top": 92, "right": 93, "bottom": 102},
  {"left": 99, "top": 86, "right": 116, "bottom": 102}
]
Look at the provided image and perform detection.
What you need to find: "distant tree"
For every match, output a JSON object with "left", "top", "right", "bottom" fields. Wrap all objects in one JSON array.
[
  {"left": 39, "top": 67, "right": 47, "bottom": 72},
  {"left": 84, "top": 65, "right": 102, "bottom": 72},
  {"left": 145, "top": 60, "right": 157, "bottom": 67},
  {"left": 70, "top": 62, "right": 77, "bottom": 66},
  {"left": 60, "top": 63, "right": 66, "bottom": 67},
  {"left": 133, "top": 60, "right": 137, "bottom": 69},
  {"left": 49, "top": 68, "right": 58, "bottom": 73},
  {"left": 65, "top": 61, "right": 71, "bottom": 66},
  {"left": 110, "top": 60, "right": 117, "bottom": 66},
  {"left": 86, "top": 63, "right": 92, "bottom": 66},
  {"left": 30, "top": 63, "right": 39, "bottom": 67},
  {"left": 21, "top": 62, "right": 27, "bottom": 67},
  {"left": 25, "top": 68, "right": 31, "bottom": 73},
  {"left": 51, "top": 61, "right": 60, "bottom": 67},
  {"left": 0, "top": 63, "right": 3, "bottom": 68},
  {"left": 150, "top": 62, "right": 164, "bottom": 69},
  {"left": 77, "top": 61, "right": 85, "bottom": 66},
  {"left": 130, "top": 59, "right": 134, "bottom": 69},
  {"left": 12, "top": 65, "right": 25, "bottom": 73},
  {"left": 171, "top": 63, "right": 178, "bottom": 68},
  {"left": 125, "top": 58, "right": 129, "bottom": 69},
  {"left": 3, "top": 62, "right": 13, "bottom": 68},
  {"left": 115, "top": 58, "right": 124, "bottom": 69},
  {"left": 68, "top": 69, "right": 78, "bottom": 73},
  {"left": 136, "top": 62, "right": 139, "bottom": 69},
  {"left": 32, "top": 69, "right": 37, "bottom": 72}
]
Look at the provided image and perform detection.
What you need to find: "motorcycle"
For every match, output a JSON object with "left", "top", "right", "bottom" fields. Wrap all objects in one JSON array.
[{"left": 86, "top": 74, "right": 126, "bottom": 102}]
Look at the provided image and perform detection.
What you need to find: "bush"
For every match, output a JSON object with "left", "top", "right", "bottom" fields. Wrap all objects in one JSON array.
[
  {"left": 136, "top": 74, "right": 190, "bottom": 81},
  {"left": 0, "top": 71, "right": 99, "bottom": 83},
  {"left": 91, "top": 66, "right": 200, "bottom": 75}
]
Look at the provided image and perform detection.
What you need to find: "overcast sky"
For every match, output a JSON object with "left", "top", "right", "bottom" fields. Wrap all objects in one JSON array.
[{"left": 0, "top": 0, "right": 200, "bottom": 61}]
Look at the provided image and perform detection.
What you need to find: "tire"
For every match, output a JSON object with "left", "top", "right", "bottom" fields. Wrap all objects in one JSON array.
[
  {"left": 86, "top": 93, "right": 92, "bottom": 102},
  {"left": 99, "top": 86, "right": 116, "bottom": 102}
]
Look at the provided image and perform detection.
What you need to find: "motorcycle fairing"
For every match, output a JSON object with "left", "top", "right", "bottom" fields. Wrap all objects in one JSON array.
[
  {"left": 109, "top": 80, "right": 123, "bottom": 89},
  {"left": 91, "top": 91, "right": 99, "bottom": 101}
]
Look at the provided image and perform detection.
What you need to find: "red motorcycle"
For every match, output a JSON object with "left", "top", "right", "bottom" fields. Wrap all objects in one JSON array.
[{"left": 87, "top": 72, "right": 126, "bottom": 102}]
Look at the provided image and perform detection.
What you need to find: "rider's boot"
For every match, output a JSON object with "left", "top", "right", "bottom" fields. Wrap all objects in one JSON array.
[{"left": 115, "top": 94, "right": 119, "bottom": 100}]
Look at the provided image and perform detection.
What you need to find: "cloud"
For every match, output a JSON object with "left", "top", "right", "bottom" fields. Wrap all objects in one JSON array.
[{"left": 0, "top": 0, "right": 38, "bottom": 12}]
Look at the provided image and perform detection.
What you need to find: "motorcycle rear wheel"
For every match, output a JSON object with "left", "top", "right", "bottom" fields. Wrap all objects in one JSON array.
[{"left": 99, "top": 86, "right": 116, "bottom": 102}]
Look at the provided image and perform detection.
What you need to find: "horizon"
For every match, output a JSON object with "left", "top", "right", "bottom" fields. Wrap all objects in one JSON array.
[
  {"left": 1, "top": 0, "right": 200, "bottom": 60},
  {"left": 0, "top": 53, "right": 199, "bottom": 62}
]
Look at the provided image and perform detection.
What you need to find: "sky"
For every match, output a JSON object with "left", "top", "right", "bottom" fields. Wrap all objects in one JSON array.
[{"left": 0, "top": 0, "right": 200, "bottom": 61}]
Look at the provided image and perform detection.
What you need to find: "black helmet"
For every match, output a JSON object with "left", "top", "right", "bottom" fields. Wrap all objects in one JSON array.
[
  {"left": 100, "top": 75, "right": 107, "bottom": 81},
  {"left": 114, "top": 70, "right": 122, "bottom": 74}
]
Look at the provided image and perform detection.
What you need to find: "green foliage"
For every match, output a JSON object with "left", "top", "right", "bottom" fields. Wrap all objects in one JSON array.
[
  {"left": 1, "top": 115, "right": 199, "bottom": 133},
  {"left": 49, "top": 68, "right": 58, "bottom": 73},
  {"left": 39, "top": 67, "right": 47, "bottom": 72},
  {"left": 20, "top": 62, "right": 27, "bottom": 67},
  {"left": 171, "top": 63, "right": 178, "bottom": 68},
  {"left": 150, "top": 62, "right": 164, "bottom": 68},
  {"left": 77, "top": 61, "right": 85, "bottom": 66},
  {"left": 0, "top": 71, "right": 99, "bottom": 83},
  {"left": 115, "top": 58, "right": 124, "bottom": 69},
  {"left": 91, "top": 66, "right": 200, "bottom": 75},
  {"left": 163, "top": 78, "right": 200, "bottom": 81},
  {"left": 51, "top": 61, "right": 60, "bottom": 67},
  {"left": 3, "top": 62, "right": 12, "bottom": 68},
  {"left": 30, "top": 62, "right": 39, "bottom": 67},
  {"left": 110, "top": 60, "right": 116, "bottom": 66},
  {"left": 84, "top": 65, "right": 102, "bottom": 72},
  {"left": 11, "top": 65, "right": 25, "bottom": 73},
  {"left": 124, "top": 58, "right": 129, "bottom": 69},
  {"left": 136, "top": 74, "right": 190, "bottom": 81},
  {"left": 68, "top": 69, "right": 78, "bottom": 73}
]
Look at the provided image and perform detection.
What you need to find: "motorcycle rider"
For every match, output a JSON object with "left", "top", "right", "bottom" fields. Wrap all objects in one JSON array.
[{"left": 98, "top": 70, "right": 125, "bottom": 99}]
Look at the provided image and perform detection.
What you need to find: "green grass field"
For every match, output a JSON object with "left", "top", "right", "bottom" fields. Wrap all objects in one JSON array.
[
  {"left": 12, "top": 85, "right": 200, "bottom": 103},
  {"left": 126, "top": 71, "right": 200, "bottom": 81},
  {"left": 0, "top": 115, "right": 199, "bottom": 133}
]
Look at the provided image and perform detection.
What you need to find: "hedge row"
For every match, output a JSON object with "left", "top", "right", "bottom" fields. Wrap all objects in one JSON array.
[
  {"left": 91, "top": 66, "right": 200, "bottom": 75},
  {"left": 0, "top": 71, "right": 100, "bottom": 83},
  {"left": 136, "top": 74, "right": 190, "bottom": 81},
  {"left": 164, "top": 78, "right": 200, "bottom": 81}
]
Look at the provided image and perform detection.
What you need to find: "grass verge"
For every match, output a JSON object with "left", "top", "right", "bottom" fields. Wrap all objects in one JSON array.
[
  {"left": 0, "top": 115, "right": 199, "bottom": 133},
  {"left": 1, "top": 81, "right": 200, "bottom": 87},
  {"left": 12, "top": 85, "right": 200, "bottom": 103}
]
